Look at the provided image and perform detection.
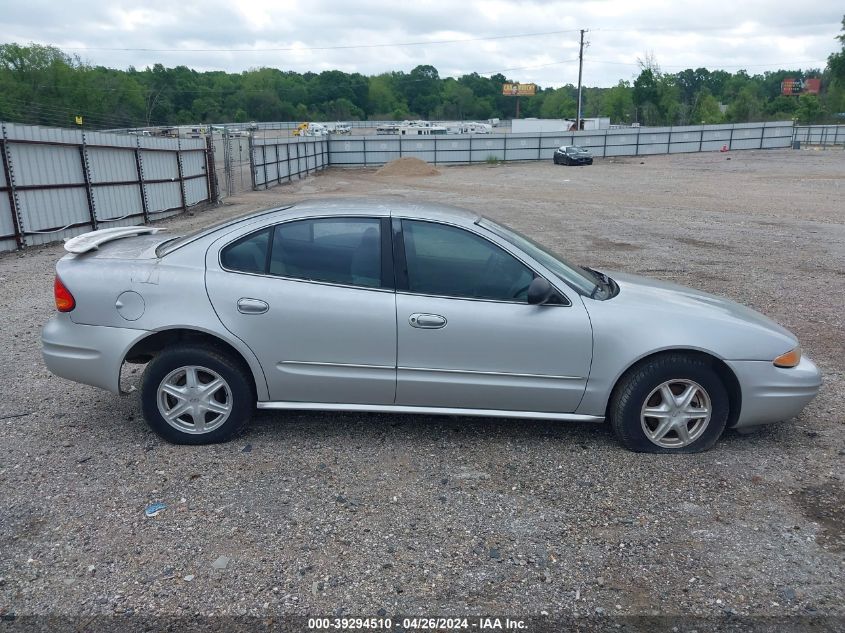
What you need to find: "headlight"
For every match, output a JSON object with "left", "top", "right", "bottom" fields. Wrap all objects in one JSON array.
[{"left": 773, "top": 347, "right": 801, "bottom": 368}]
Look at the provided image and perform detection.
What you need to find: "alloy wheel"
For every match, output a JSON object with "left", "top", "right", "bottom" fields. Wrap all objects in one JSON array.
[
  {"left": 156, "top": 365, "right": 233, "bottom": 434},
  {"left": 640, "top": 379, "right": 712, "bottom": 449}
]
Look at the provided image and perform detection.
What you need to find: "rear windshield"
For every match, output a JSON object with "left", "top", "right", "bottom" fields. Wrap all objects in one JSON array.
[{"left": 156, "top": 205, "right": 293, "bottom": 256}]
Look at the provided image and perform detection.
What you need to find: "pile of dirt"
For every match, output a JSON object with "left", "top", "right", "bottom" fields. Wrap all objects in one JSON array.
[{"left": 375, "top": 156, "right": 440, "bottom": 177}]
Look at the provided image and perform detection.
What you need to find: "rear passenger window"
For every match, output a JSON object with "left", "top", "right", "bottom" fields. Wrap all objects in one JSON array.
[
  {"left": 269, "top": 218, "right": 382, "bottom": 288},
  {"left": 220, "top": 228, "right": 270, "bottom": 274}
]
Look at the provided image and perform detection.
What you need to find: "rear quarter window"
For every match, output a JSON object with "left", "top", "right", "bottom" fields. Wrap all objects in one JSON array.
[{"left": 220, "top": 228, "right": 271, "bottom": 274}]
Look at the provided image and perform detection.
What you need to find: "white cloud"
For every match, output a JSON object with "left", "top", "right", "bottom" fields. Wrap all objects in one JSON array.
[{"left": 3, "top": 0, "right": 840, "bottom": 86}]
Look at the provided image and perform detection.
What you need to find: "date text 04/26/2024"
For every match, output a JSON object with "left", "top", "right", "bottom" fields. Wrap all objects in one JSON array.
[{"left": 307, "top": 617, "right": 528, "bottom": 630}]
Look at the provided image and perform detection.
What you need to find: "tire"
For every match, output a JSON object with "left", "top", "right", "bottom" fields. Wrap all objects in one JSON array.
[
  {"left": 608, "top": 354, "right": 729, "bottom": 453},
  {"left": 553, "top": 155, "right": 560, "bottom": 164},
  {"left": 141, "top": 345, "right": 255, "bottom": 445}
]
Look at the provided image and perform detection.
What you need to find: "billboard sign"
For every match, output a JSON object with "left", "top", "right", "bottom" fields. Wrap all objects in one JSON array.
[
  {"left": 781, "top": 78, "right": 821, "bottom": 96},
  {"left": 502, "top": 83, "right": 537, "bottom": 96}
]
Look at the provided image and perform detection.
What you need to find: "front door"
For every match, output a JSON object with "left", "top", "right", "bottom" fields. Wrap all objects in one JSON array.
[
  {"left": 394, "top": 219, "right": 593, "bottom": 413},
  {"left": 206, "top": 216, "right": 396, "bottom": 404}
]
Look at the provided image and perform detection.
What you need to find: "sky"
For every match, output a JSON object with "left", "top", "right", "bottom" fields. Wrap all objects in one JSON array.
[{"left": 2, "top": 0, "right": 842, "bottom": 87}]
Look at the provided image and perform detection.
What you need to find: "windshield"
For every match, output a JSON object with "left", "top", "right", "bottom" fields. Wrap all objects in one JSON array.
[{"left": 478, "top": 218, "right": 599, "bottom": 296}]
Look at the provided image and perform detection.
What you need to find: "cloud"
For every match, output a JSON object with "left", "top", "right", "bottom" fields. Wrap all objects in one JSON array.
[{"left": 3, "top": 0, "right": 841, "bottom": 86}]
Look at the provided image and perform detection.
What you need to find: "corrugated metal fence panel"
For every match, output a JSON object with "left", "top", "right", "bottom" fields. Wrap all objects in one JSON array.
[
  {"left": 4, "top": 122, "right": 84, "bottom": 145},
  {"left": 84, "top": 131, "right": 136, "bottom": 149},
  {"left": 141, "top": 151, "right": 179, "bottom": 180},
  {"left": 397, "top": 138, "right": 436, "bottom": 163},
  {"left": 0, "top": 193, "right": 13, "bottom": 242},
  {"left": 87, "top": 147, "right": 137, "bottom": 183},
  {"left": 145, "top": 182, "right": 182, "bottom": 214},
  {"left": 470, "top": 136, "right": 506, "bottom": 162},
  {"left": 365, "top": 138, "right": 401, "bottom": 165},
  {"left": 185, "top": 178, "right": 208, "bottom": 206},
  {"left": 8, "top": 143, "right": 84, "bottom": 186},
  {"left": 181, "top": 150, "right": 207, "bottom": 178},
  {"left": 328, "top": 138, "right": 366, "bottom": 165},
  {"left": 18, "top": 187, "right": 89, "bottom": 233},
  {"left": 731, "top": 125, "right": 764, "bottom": 150},
  {"left": 93, "top": 185, "right": 143, "bottom": 221},
  {"left": 794, "top": 125, "right": 845, "bottom": 145},
  {"left": 503, "top": 135, "right": 540, "bottom": 161}
]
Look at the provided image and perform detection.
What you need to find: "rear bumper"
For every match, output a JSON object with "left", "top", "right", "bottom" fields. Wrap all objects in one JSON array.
[
  {"left": 42, "top": 314, "right": 147, "bottom": 394},
  {"left": 726, "top": 355, "right": 822, "bottom": 428}
]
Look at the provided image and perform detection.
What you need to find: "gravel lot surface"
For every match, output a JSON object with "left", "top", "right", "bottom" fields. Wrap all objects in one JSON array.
[{"left": 1, "top": 149, "right": 843, "bottom": 629}]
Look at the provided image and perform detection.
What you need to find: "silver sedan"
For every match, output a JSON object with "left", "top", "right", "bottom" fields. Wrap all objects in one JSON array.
[{"left": 42, "top": 199, "right": 821, "bottom": 452}]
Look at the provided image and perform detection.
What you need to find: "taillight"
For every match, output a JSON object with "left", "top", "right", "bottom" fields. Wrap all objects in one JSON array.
[{"left": 54, "top": 275, "right": 75, "bottom": 312}]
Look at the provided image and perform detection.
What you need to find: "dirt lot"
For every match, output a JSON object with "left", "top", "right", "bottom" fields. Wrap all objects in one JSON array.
[{"left": 1, "top": 149, "right": 843, "bottom": 629}]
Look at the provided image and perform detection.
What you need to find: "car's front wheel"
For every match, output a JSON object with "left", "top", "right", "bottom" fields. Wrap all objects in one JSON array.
[
  {"left": 608, "top": 354, "right": 729, "bottom": 453},
  {"left": 140, "top": 345, "right": 255, "bottom": 444}
]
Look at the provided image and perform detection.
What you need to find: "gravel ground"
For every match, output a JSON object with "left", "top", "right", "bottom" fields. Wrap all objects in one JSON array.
[{"left": 1, "top": 148, "right": 843, "bottom": 630}]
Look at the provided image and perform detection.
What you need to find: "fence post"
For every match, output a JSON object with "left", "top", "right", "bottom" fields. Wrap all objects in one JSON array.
[
  {"left": 176, "top": 137, "right": 188, "bottom": 211},
  {"left": 286, "top": 142, "right": 292, "bottom": 182},
  {"left": 667, "top": 127, "right": 672, "bottom": 154},
  {"left": 835, "top": 125, "right": 840, "bottom": 147},
  {"left": 261, "top": 142, "right": 269, "bottom": 190},
  {"left": 134, "top": 141, "right": 150, "bottom": 223},
  {"left": 0, "top": 125, "right": 25, "bottom": 249},
  {"left": 634, "top": 127, "right": 640, "bottom": 156},
  {"left": 728, "top": 125, "right": 735, "bottom": 150},
  {"left": 204, "top": 133, "right": 217, "bottom": 205},
  {"left": 79, "top": 131, "right": 98, "bottom": 231},
  {"left": 276, "top": 144, "right": 282, "bottom": 186},
  {"left": 698, "top": 127, "right": 703, "bottom": 152},
  {"left": 434, "top": 135, "right": 437, "bottom": 166},
  {"left": 363, "top": 136, "right": 368, "bottom": 168}
]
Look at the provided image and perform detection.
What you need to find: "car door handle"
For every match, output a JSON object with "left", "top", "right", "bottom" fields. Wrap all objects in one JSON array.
[
  {"left": 237, "top": 298, "right": 269, "bottom": 315},
  {"left": 409, "top": 313, "right": 447, "bottom": 329}
]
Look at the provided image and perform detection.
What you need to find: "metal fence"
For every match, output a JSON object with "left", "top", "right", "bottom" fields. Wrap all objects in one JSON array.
[
  {"left": 0, "top": 122, "right": 212, "bottom": 252},
  {"left": 793, "top": 125, "right": 845, "bottom": 147},
  {"left": 250, "top": 137, "right": 330, "bottom": 190},
  {"left": 327, "top": 121, "right": 795, "bottom": 167}
]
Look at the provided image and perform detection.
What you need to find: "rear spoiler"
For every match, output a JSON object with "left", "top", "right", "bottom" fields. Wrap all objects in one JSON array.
[{"left": 64, "top": 227, "right": 166, "bottom": 254}]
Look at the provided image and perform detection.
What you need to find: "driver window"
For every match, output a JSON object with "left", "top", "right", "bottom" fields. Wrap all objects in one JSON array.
[{"left": 402, "top": 220, "right": 534, "bottom": 301}]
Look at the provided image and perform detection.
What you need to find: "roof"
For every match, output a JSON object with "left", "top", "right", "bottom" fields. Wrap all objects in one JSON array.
[{"left": 288, "top": 197, "right": 480, "bottom": 223}]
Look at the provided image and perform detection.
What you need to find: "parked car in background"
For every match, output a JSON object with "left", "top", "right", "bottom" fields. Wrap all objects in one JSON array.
[
  {"left": 554, "top": 145, "right": 593, "bottom": 165},
  {"left": 42, "top": 199, "right": 820, "bottom": 452}
]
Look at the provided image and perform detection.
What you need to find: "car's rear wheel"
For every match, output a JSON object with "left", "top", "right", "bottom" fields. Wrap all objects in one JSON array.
[
  {"left": 141, "top": 345, "right": 254, "bottom": 444},
  {"left": 608, "top": 354, "right": 728, "bottom": 453}
]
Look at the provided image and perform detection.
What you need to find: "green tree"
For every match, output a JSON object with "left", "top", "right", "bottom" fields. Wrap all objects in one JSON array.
[
  {"left": 603, "top": 80, "right": 635, "bottom": 123},
  {"left": 690, "top": 89, "right": 723, "bottom": 124},
  {"left": 795, "top": 94, "right": 823, "bottom": 123},
  {"left": 726, "top": 85, "right": 763, "bottom": 122},
  {"left": 539, "top": 88, "right": 576, "bottom": 118}
]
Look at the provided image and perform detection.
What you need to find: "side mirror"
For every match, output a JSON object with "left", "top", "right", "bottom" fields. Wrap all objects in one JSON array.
[{"left": 527, "top": 276, "right": 554, "bottom": 305}]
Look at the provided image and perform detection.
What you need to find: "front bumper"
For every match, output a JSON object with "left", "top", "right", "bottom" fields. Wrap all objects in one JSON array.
[
  {"left": 725, "top": 355, "right": 822, "bottom": 428},
  {"left": 42, "top": 314, "right": 147, "bottom": 394}
]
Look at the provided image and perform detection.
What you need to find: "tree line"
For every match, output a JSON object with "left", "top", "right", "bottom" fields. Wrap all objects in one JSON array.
[{"left": 1, "top": 18, "right": 843, "bottom": 130}]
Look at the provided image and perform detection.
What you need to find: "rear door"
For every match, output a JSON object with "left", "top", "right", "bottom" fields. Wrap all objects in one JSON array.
[
  {"left": 205, "top": 215, "right": 397, "bottom": 404},
  {"left": 394, "top": 219, "right": 593, "bottom": 413}
]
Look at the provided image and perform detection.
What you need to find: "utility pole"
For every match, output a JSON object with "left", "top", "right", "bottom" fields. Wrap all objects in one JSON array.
[{"left": 576, "top": 29, "right": 585, "bottom": 130}]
